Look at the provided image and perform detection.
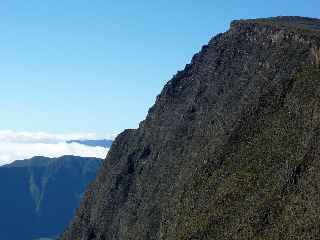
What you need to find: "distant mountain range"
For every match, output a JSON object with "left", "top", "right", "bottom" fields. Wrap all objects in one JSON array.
[
  {"left": 66, "top": 139, "right": 113, "bottom": 148},
  {"left": 0, "top": 155, "right": 102, "bottom": 240}
]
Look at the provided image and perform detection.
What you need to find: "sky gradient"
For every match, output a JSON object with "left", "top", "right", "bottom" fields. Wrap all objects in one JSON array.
[{"left": 1, "top": 0, "right": 319, "bottom": 134}]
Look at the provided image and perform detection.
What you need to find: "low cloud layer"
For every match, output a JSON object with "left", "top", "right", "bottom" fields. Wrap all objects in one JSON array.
[
  {"left": 0, "top": 130, "right": 113, "bottom": 165},
  {"left": 0, "top": 130, "right": 116, "bottom": 143}
]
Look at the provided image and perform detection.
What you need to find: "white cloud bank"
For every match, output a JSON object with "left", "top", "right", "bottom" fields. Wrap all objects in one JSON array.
[
  {"left": 0, "top": 130, "right": 114, "bottom": 166},
  {"left": 0, "top": 130, "right": 117, "bottom": 143}
]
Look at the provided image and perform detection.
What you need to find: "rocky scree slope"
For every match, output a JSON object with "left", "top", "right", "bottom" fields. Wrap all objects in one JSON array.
[{"left": 61, "top": 17, "right": 320, "bottom": 240}]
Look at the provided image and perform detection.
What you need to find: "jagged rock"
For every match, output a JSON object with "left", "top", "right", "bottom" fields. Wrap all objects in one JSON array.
[{"left": 61, "top": 17, "right": 320, "bottom": 240}]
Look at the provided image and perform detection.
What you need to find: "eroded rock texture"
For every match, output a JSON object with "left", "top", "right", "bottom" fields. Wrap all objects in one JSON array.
[{"left": 61, "top": 17, "right": 320, "bottom": 240}]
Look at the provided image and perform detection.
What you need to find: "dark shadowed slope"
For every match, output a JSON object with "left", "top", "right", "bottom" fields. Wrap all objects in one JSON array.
[
  {"left": 0, "top": 156, "right": 102, "bottom": 240},
  {"left": 61, "top": 17, "right": 320, "bottom": 240}
]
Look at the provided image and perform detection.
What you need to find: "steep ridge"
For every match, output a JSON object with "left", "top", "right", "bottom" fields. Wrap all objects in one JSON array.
[
  {"left": 0, "top": 156, "right": 102, "bottom": 240},
  {"left": 61, "top": 17, "right": 320, "bottom": 239}
]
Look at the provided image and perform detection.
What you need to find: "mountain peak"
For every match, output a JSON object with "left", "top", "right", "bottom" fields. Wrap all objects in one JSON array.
[
  {"left": 62, "top": 17, "right": 320, "bottom": 240},
  {"left": 230, "top": 16, "right": 320, "bottom": 33}
]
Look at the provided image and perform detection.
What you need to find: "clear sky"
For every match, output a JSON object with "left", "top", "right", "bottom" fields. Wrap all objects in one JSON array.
[{"left": 0, "top": 0, "right": 319, "bottom": 135}]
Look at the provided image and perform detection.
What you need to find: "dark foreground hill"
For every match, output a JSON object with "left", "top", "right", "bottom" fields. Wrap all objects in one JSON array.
[
  {"left": 0, "top": 155, "right": 102, "bottom": 240},
  {"left": 61, "top": 17, "right": 320, "bottom": 239}
]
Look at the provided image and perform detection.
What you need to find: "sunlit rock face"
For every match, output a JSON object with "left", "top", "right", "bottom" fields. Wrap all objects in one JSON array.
[{"left": 62, "top": 17, "right": 320, "bottom": 240}]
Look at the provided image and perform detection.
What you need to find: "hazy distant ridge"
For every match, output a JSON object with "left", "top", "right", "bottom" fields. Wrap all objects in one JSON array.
[
  {"left": 66, "top": 139, "right": 113, "bottom": 148},
  {"left": 0, "top": 155, "right": 102, "bottom": 240}
]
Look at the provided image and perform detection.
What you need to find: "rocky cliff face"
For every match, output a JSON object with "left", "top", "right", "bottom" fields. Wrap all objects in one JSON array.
[{"left": 61, "top": 17, "right": 320, "bottom": 240}]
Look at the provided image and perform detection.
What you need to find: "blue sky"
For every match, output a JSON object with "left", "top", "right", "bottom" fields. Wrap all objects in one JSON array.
[{"left": 0, "top": 0, "right": 319, "bottom": 134}]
